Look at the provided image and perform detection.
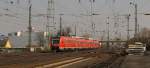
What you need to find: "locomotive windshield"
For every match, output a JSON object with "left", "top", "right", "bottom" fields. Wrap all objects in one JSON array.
[
  {"left": 52, "top": 39, "right": 59, "bottom": 44},
  {"left": 51, "top": 37, "right": 60, "bottom": 44}
]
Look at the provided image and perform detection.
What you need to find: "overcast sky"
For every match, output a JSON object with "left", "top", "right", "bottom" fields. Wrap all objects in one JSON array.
[{"left": 0, "top": 0, "right": 150, "bottom": 40}]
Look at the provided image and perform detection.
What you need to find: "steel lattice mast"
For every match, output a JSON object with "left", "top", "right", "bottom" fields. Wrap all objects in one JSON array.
[{"left": 46, "top": 0, "right": 55, "bottom": 49}]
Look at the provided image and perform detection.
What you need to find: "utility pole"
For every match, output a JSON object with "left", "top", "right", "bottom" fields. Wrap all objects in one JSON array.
[
  {"left": 126, "top": 14, "right": 130, "bottom": 41},
  {"left": 90, "top": 0, "right": 95, "bottom": 39},
  {"left": 28, "top": 0, "right": 32, "bottom": 47},
  {"left": 59, "top": 14, "right": 63, "bottom": 36},
  {"left": 107, "top": 17, "right": 110, "bottom": 48},
  {"left": 138, "top": 24, "right": 139, "bottom": 33},
  {"left": 135, "top": 3, "right": 138, "bottom": 39},
  {"left": 75, "top": 24, "right": 77, "bottom": 36},
  {"left": 101, "top": 31, "right": 105, "bottom": 41}
]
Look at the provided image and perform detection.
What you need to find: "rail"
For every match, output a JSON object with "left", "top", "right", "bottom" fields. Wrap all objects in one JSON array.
[{"left": 89, "top": 54, "right": 125, "bottom": 68}]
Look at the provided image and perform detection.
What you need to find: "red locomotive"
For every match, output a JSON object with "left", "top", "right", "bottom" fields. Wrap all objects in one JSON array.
[{"left": 50, "top": 36, "right": 101, "bottom": 50}]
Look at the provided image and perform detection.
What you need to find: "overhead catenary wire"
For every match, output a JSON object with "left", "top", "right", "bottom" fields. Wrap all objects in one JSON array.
[
  {"left": 0, "top": 1, "right": 46, "bottom": 28},
  {"left": 0, "top": 0, "right": 47, "bottom": 18}
]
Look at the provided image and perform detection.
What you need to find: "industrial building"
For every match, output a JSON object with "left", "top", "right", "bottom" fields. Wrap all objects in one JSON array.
[{"left": 7, "top": 31, "right": 45, "bottom": 48}]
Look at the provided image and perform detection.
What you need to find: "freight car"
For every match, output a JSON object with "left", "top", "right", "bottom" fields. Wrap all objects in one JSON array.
[{"left": 50, "top": 36, "right": 101, "bottom": 51}]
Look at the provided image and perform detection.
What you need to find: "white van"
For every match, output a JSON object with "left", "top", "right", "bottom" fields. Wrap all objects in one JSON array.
[{"left": 126, "top": 42, "right": 146, "bottom": 55}]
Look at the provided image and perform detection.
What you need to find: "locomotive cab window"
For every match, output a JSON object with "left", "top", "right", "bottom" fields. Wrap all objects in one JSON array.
[{"left": 52, "top": 39, "right": 60, "bottom": 44}]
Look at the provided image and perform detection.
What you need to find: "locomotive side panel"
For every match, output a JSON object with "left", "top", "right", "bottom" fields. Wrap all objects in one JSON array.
[{"left": 59, "top": 36, "right": 101, "bottom": 49}]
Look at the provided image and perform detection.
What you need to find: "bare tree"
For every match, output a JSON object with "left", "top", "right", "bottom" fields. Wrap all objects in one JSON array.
[{"left": 128, "top": 27, "right": 150, "bottom": 50}]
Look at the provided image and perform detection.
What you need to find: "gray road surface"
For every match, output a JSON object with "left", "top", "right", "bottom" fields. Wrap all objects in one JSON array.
[{"left": 121, "top": 54, "right": 150, "bottom": 68}]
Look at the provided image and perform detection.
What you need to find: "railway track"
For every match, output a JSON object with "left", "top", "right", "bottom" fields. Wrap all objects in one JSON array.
[
  {"left": 89, "top": 53, "right": 125, "bottom": 68},
  {"left": 36, "top": 57, "right": 92, "bottom": 68},
  {"left": 75, "top": 47, "right": 126, "bottom": 68},
  {"left": 0, "top": 49, "right": 122, "bottom": 68},
  {"left": 35, "top": 50, "right": 123, "bottom": 68},
  {"left": 35, "top": 49, "right": 120, "bottom": 68}
]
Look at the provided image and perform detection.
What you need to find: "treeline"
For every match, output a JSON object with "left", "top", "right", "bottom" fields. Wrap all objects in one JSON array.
[{"left": 128, "top": 27, "right": 150, "bottom": 50}]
